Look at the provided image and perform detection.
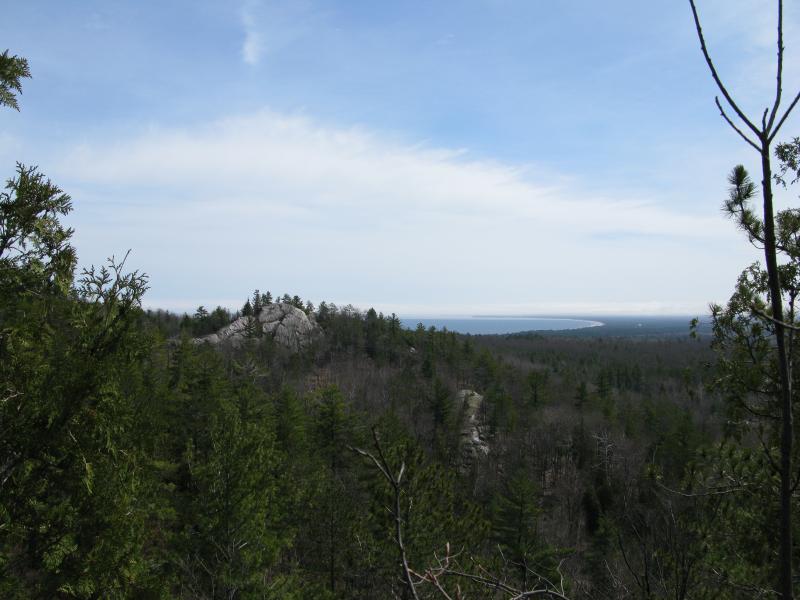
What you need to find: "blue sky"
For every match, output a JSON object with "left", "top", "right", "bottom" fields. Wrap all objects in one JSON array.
[{"left": 2, "top": 0, "right": 799, "bottom": 316}]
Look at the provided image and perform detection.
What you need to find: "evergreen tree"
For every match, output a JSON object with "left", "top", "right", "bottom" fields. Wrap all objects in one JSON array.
[
  {"left": 301, "top": 386, "right": 364, "bottom": 594},
  {"left": 0, "top": 50, "right": 29, "bottom": 110},
  {"left": 0, "top": 219, "right": 156, "bottom": 595},
  {"left": 175, "top": 385, "right": 287, "bottom": 598},
  {"left": 0, "top": 63, "right": 162, "bottom": 595},
  {"left": 574, "top": 381, "right": 588, "bottom": 409},
  {"left": 317, "top": 301, "right": 330, "bottom": 325},
  {"left": 209, "top": 305, "right": 231, "bottom": 331},
  {"left": 526, "top": 370, "right": 548, "bottom": 408},
  {"left": 365, "top": 307, "right": 380, "bottom": 359},
  {"left": 430, "top": 377, "right": 452, "bottom": 438},
  {"left": 688, "top": 2, "right": 800, "bottom": 594},
  {"left": 193, "top": 305, "right": 209, "bottom": 335},
  {"left": 388, "top": 313, "right": 401, "bottom": 338},
  {"left": 493, "top": 470, "right": 559, "bottom": 589}
]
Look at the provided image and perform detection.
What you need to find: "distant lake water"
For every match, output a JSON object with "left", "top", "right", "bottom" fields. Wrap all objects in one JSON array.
[{"left": 400, "top": 317, "right": 604, "bottom": 335}]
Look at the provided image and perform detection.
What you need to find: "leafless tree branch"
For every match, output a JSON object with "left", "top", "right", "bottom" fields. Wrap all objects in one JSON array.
[
  {"left": 688, "top": 0, "right": 761, "bottom": 137},
  {"left": 349, "top": 428, "right": 420, "bottom": 600},
  {"left": 767, "top": 0, "right": 785, "bottom": 131},
  {"left": 715, "top": 97, "right": 762, "bottom": 151},
  {"left": 770, "top": 90, "right": 800, "bottom": 143},
  {"left": 352, "top": 429, "right": 571, "bottom": 599}
]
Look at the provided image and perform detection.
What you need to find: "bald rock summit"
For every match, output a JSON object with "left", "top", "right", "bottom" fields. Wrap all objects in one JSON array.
[{"left": 195, "top": 303, "right": 322, "bottom": 351}]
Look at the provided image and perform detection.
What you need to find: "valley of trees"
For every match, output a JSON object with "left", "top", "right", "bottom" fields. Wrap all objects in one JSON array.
[{"left": 4, "top": 1, "right": 800, "bottom": 597}]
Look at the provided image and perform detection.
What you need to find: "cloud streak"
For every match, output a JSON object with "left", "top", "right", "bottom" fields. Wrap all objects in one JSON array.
[
  {"left": 238, "top": 0, "right": 314, "bottom": 67},
  {"left": 62, "top": 110, "right": 726, "bottom": 236},
  {"left": 241, "top": 5, "right": 263, "bottom": 66},
  {"left": 57, "top": 109, "right": 751, "bottom": 315}
]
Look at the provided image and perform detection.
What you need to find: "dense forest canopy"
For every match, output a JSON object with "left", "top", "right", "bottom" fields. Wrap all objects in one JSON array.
[{"left": 3, "top": 1, "right": 800, "bottom": 598}]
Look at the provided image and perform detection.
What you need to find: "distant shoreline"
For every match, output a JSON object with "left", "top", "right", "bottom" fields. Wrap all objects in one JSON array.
[
  {"left": 399, "top": 317, "right": 604, "bottom": 335},
  {"left": 400, "top": 315, "right": 706, "bottom": 337}
]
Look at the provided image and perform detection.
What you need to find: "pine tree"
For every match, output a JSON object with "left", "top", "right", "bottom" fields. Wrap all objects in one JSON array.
[
  {"left": 574, "top": 381, "right": 588, "bottom": 409},
  {"left": 171, "top": 360, "right": 288, "bottom": 597},
  {"left": 493, "top": 471, "right": 555, "bottom": 589},
  {"left": 430, "top": 377, "right": 452, "bottom": 437},
  {"left": 301, "top": 386, "right": 364, "bottom": 593},
  {"left": 526, "top": 370, "right": 548, "bottom": 408},
  {"left": 688, "top": 2, "right": 800, "bottom": 594}
]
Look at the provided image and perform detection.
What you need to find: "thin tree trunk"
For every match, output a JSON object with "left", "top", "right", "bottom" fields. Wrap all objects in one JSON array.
[{"left": 759, "top": 135, "right": 794, "bottom": 600}]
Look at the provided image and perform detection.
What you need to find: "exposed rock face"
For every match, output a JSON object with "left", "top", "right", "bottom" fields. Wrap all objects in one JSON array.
[
  {"left": 457, "top": 389, "right": 489, "bottom": 467},
  {"left": 195, "top": 303, "right": 322, "bottom": 351}
]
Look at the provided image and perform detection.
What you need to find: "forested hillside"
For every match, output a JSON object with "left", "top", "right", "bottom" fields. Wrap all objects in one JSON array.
[
  {"left": 0, "top": 151, "right": 770, "bottom": 599},
  {"left": 0, "top": 214, "right": 730, "bottom": 599}
]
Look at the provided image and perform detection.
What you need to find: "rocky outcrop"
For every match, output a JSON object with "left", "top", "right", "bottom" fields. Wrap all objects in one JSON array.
[
  {"left": 457, "top": 389, "right": 489, "bottom": 468},
  {"left": 195, "top": 303, "right": 322, "bottom": 351}
]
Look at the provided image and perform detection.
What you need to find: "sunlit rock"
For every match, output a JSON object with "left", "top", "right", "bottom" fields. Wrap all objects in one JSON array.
[
  {"left": 194, "top": 302, "right": 322, "bottom": 351},
  {"left": 457, "top": 389, "right": 489, "bottom": 468}
]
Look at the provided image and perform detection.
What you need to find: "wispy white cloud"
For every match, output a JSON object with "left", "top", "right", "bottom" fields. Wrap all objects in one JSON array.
[
  {"left": 240, "top": 3, "right": 264, "bottom": 66},
  {"left": 61, "top": 109, "right": 727, "bottom": 237},
  {"left": 238, "top": 0, "right": 314, "bottom": 66},
  {"left": 57, "top": 109, "right": 754, "bottom": 315}
]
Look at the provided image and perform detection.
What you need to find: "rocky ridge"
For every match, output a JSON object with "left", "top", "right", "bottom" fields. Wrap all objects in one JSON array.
[{"left": 194, "top": 303, "right": 322, "bottom": 351}]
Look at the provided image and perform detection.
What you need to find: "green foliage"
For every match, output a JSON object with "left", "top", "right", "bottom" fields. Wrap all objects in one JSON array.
[
  {"left": 429, "top": 377, "right": 453, "bottom": 435},
  {"left": 665, "top": 155, "right": 800, "bottom": 596},
  {"left": 775, "top": 137, "right": 800, "bottom": 188},
  {"left": 0, "top": 163, "right": 76, "bottom": 294},
  {"left": 0, "top": 166, "right": 156, "bottom": 595},
  {"left": 175, "top": 394, "right": 285, "bottom": 598},
  {"left": 0, "top": 50, "right": 30, "bottom": 110},
  {"left": 676, "top": 442, "right": 785, "bottom": 597},
  {"left": 526, "top": 369, "right": 548, "bottom": 407},
  {"left": 574, "top": 380, "right": 588, "bottom": 409},
  {"left": 355, "top": 423, "right": 488, "bottom": 597},
  {"left": 492, "top": 470, "right": 561, "bottom": 588},
  {"left": 487, "top": 384, "right": 517, "bottom": 435},
  {"left": 0, "top": 80, "right": 156, "bottom": 596}
]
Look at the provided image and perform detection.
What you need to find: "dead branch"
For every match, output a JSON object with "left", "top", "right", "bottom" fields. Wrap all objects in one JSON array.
[{"left": 352, "top": 429, "right": 571, "bottom": 599}]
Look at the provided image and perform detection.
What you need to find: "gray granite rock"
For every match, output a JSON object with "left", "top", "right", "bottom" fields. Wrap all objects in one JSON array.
[
  {"left": 457, "top": 389, "right": 489, "bottom": 468},
  {"left": 194, "top": 303, "right": 322, "bottom": 351}
]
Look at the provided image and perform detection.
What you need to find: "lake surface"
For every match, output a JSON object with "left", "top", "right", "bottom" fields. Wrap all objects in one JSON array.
[{"left": 400, "top": 317, "right": 604, "bottom": 335}]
